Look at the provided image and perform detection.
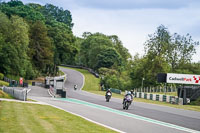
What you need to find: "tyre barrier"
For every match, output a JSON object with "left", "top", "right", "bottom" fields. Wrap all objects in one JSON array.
[
  {"left": 2, "top": 86, "right": 27, "bottom": 101},
  {"left": 134, "top": 92, "right": 185, "bottom": 105}
]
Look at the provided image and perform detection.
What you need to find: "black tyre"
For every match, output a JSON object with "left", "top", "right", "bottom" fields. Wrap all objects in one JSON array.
[
  {"left": 106, "top": 98, "right": 109, "bottom": 102},
  {"left": 125, "top": 102, "right": 128, "bottom": 110},
  {"left": 123, "top": 103, "right": 126, "bottom": 109}
]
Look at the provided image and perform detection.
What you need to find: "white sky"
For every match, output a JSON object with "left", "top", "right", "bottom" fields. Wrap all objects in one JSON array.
[{"left": 15, "top": 0, "right": 200, "bottom": 62}]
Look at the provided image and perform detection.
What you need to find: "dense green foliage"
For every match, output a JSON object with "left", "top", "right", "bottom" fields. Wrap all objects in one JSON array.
[
  {"left": 77, "top": 32, "right": 131, "bottom": 90},
  {"left": 0, "top": 73, "right": 4, "bottom": 80},
  {"left": 0, "top": 0, "right": 199, "bottom": 91},
  {"left": 0, "top": 0, "right": 76, "bottom": 79}
]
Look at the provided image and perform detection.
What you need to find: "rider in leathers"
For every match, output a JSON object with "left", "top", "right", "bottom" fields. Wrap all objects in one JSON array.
[{"left": 122, "top": 91, "right": 133, "bottom": 104}]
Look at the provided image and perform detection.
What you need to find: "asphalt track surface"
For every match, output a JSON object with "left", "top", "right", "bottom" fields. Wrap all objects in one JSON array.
[{"left": 28, "top": 67, "right": 200, "bottom": 133}]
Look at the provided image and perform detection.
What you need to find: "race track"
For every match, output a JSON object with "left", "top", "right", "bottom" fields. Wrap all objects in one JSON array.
[{"left": 28, "top": 67, "right": 200, "bottom": 133}]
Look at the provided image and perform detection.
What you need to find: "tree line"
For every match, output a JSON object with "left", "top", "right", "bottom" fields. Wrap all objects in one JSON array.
[
  {"left": 0, "top": 0, "right": 199, "bottom": 90},
  {"left": 0, "top": 0, "right": 76, "bottom": 79}
]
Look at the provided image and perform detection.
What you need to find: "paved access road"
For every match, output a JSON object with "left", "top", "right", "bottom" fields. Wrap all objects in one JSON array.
[{"left": 28, "top": 67, "right": 200, "bottom": 133}]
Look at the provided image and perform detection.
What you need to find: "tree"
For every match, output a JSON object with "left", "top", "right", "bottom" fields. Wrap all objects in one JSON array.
[
  {"left": 133, "top": 25, "right": 199, "bottom": 86},
  {"left": 10, "top": 15, "right": 35, "bottom": 78},
  {"left": 29, "top": 21, "right": 53, "bottom": 73},
  {"left": 0, "top": 0, "right": 45, "bottom": 22},
  {"left": 143, "top": 25, "right": 171, "bottom": 85},
  {"left": 0, "top": 12, "right": 35, "bottom": 78},
  {"left": 47, "top": 20, "right": 77, "bottom": 65},
  {"left": 96, "top": 48, "right": 121, "bottom": 69},
  {"left": 41, "top": 4, "right": 73, "bottom": 29},
  {"left": 79, "top": 33, "right": 114, "bottom": 69}
]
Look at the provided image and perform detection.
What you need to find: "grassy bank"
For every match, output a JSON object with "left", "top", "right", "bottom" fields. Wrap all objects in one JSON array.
[
  {"left": 0, "top": 101, "right": 116, "bottom": 133},
  {"left": 0, "top": 90, "right": 13, "bottom": 99},
  {"left": 0, "top": 80, "right": 9, "bottom": 86}
]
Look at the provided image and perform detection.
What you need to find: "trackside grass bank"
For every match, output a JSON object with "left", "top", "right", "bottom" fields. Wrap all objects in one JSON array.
[
  {"left": 0, "top": 80, "right": 9, "bottom": 87},
  {"left": 62, "top": 67, "right": 200, "bottom": 112},
  {"left": 0, "top": 90, "right": 13, "bottom": 99},
  {"left": 0, "top": 101, "right": 116, "bottom": 133}
]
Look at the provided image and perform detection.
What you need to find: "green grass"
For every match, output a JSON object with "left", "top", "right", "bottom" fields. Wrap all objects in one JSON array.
[
  {"left": 0, "top": 90, "right": 13, "bottom": 99},
  {"left": 0, "top": 101, "right": 116, "bottom": 133},
  {"left": 58, "top": 70, "right": 65, "bottom": 76},
  {"left": 60, "top": 66, "right": 200, "bottom": 112},
  {"left": 0, "top": 80, "right": 9, "bottom": 86}
]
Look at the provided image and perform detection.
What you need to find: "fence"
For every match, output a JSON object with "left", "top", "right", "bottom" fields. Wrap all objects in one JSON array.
[
  {"left": 101, "top": 88, "right": 121, "bottom": 94},
  {"left": 60, "top": 64, "right": 99, "bottom": 78},
  {"left": 2, "top": 86, "right": 27, "bottom": 101},
  {"left": 135, "top": 85, "right": 177, "bottom": 93}
]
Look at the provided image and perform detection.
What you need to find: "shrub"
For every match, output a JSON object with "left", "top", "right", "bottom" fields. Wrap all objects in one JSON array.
[
  {"left": 190, "top": 97, "right": 200, "bottom": 106},
  {"left": 0, "top": 73, "right": 4, "bottom": 80}
]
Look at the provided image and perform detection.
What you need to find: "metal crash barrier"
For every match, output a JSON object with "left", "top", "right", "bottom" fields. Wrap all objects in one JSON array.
[{"left": 2, "top": 86, "right": 27, "bottom": 101}]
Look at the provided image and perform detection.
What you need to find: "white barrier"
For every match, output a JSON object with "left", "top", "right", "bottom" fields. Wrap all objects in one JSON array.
[
  {"left": 134, "top": 92, "right": 184, "bottom": 105},
  {"left": 3, "top": 86, "right": 27, "bottom": 101},
  {"left": 47, "top": 74, "right": 67, "bottom": 98}
]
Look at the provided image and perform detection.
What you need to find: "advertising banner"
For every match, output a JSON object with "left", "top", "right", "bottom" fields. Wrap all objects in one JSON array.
[{"left": 167, "top": 73, "right": 200, "bottom": 85}]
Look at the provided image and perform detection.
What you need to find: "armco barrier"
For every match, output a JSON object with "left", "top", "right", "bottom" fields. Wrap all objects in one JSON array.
[
  {"left": 101, "top": 88, "right": 121, "bottom": 94},
  {"left": 134, "top": 92, "right": 183, "bottom": 105},
  {"left": 110, "top": 88, "right": 121, "bottom": 94},
  {"left": 60, "top": 64, "right": 99, "bottom": 78},
  {"left": 3, "top": 86, "right": 27, "bottom": 101}
]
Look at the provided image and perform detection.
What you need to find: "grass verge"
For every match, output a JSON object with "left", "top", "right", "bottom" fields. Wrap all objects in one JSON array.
[
  {"left": 0, "top": 101, "right": 116, "bottom": 133},
  {"left": 0, "top": 90, "right": 13, "bottom": 99},
  {"left": 60, "top": 67, "right": 200, "bottom": 112},
  {"left": 0, "top": 80, "right": 9, "bottom": 86}
]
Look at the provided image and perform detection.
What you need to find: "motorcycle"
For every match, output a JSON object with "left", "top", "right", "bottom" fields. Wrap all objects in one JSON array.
[
  {"left": 105, "top": 92, "right": 112, "bottom": 102},
  {"left": 123, "top": 95, "right": 132, "bottom": 110}
]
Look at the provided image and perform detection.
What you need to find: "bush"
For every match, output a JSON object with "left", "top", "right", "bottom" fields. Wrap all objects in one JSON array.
[
  {"left": 190, "top": 97, "right": 200, "bottom": 106},
  {"left": 0, "top": 80, "right": 9, "bottom": 86},
  {"left": 0, "top": 73, "right": 4, "bottom": 80}
]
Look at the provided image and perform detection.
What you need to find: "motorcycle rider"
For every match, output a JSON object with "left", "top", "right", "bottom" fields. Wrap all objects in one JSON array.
[
  {"left": 74, "top": 84, "right": 77, "bottom": 90},
  {"left": 105, "top": 89, "right": 112, "bottom": 97},
  {"left": 122, "top": 91, "right": 133, "bottom": 104}
]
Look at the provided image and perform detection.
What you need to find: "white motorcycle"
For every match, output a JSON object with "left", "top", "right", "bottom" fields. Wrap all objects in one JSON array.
[{"left": 105, "top": 92, "right": 112, "bottom": 102}]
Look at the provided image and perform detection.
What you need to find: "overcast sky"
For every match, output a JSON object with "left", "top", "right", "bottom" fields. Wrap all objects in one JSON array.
[{"left": 17, "top": 0, "right": 200, "bottom": 62}]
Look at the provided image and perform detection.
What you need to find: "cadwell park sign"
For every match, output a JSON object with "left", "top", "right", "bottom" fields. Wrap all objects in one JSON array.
[
  {"left": 166, "top": 73, "right": 200, "bottom": 85},
  {"left": 157, "top": 73, "right": 200, "bottom": 105}
]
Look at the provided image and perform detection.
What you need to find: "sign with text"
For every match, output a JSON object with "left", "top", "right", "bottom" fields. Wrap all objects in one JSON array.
[{"left": 167, "top": 73, "right": 200, "bottom": 85}]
